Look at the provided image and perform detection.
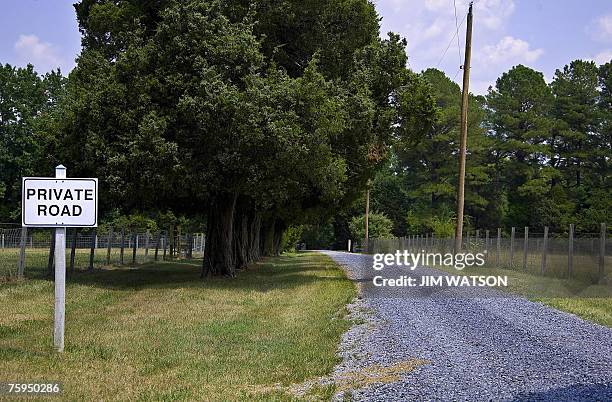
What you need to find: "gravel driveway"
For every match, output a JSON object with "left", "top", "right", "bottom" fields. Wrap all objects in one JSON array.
[{"left": 321, "top": 251, "right": 612, "bottom": 401}]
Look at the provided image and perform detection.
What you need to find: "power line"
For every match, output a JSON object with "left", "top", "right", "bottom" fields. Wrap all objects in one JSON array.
[
  {"left": 436, "top": 11, "right": 467, "bottom": 68},
  {"left": 452, "top": 68, "right": 461, "bottom": 82},
  {"left": 453, "top": 0, "right": 463, "bottom": 66}
]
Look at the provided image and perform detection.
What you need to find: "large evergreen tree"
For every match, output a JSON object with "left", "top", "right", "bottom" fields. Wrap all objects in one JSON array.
[{"left": 55, "top": 0, "right": 435, "bottom": 275}]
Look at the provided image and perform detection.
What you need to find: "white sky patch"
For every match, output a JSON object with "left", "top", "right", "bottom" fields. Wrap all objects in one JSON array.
[
  {"left": 469, "top": 80, "right": 494, "bottom": 96},
  {"left": 477, "top": 0, "right": 515, "bottom": 30},
  {"left": 479, "top": 36, "right": 543, "bottom": 65},
  {"left": 593, "top": 49, "right": 612, "bottom": 65},
  {"left": 591, "top": 14, "right": 612, "bottom": 42},
  {"left": 423, "top": 0, "right": 515, "bottom": 29},
  {"left": 14, "top": 34, "right": 65, "bottom": 72}
]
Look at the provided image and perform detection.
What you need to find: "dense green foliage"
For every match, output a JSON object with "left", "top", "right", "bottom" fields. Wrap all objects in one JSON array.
[
  {"left": 348, "top": 212, "right": 394, "bottom": 239},
  {"left": 358, "top": 62, "right": 611, "bottom": 240},
  {"left": 9, "top": 0, "right": 434, "bottom": 274},
  {"left": 0, "top": 64, "right": 65, "bottom": 221},
  {"left": 0, "top": 0, "right": 608, "bottom": 258}
]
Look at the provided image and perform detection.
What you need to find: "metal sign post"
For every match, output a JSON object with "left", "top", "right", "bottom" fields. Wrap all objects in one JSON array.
[
  {"left": 53, "top": 165, "right": 66, "bottom": 352},
  {"left": 22, "top": 165, "right": 98, "bottom": 352}
]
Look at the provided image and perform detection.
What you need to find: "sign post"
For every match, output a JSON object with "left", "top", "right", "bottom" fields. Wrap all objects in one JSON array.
[
  {"left": 54, "top": 165, "right": 66, "bottom": 351},
  {"left": 22, "top": 165, "right": 97, "bottom": 352}
]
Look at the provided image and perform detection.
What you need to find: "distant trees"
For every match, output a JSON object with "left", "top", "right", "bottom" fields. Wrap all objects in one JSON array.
[
  {"left": 392, "top": 67, "right": 491, "bottom": 233},
  {"left": 486, "top": 64, "right": 555, "bottom": 229},
  {"left": 349, "top": 212, "right": 393, "bottom": 240},
  {"left": 0, "top": 64, "right": 65, "bottom": 222},
  {"left": 365, "top": 60, "right": 611, "bottom": 237}
]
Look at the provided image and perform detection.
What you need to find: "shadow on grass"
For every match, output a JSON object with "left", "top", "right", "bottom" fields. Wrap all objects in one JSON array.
[{"left": 51, "top": 254, "right": 346, "bottom": 293}]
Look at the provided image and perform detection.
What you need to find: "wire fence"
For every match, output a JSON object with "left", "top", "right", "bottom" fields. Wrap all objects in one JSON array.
[
  {"left": 355, "top": 223, "right": 610, "bottom": 283},
  {"left": 0, "top": 227, "right": 205, "bottom": 281}
]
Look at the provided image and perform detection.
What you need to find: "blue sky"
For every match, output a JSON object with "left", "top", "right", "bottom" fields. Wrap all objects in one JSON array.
[{"left": 1, "top": 0, "right": 611, "bottom": 94}]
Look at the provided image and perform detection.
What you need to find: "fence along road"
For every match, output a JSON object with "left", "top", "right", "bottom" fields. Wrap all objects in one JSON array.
[
  {"left": 0, "top": 227, "right": 205, "bottom": 280},
  {"left": 360, "top": 223, "right": 610, "bottom": 283}
]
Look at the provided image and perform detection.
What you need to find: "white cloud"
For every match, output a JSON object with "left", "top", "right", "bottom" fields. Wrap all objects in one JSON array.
[
  {"left": 424, "top": 0, "right": 448, "bottom": 12},
  {"left": 476, "top": 0, "right": 515, "bottom": 30},
  {"left": 423, "top": 18, "right": 446, "bottom": 39},
  {"left": 469, "top": 80, "right": 494, "bottom": 96},
  {"left": 14, "top": 34, "right": 65, "bottom": 72},
  {"left": 423, "top": 0, "right": 515, "bottom": 30},
  {"left": 593, "top": 49, "right": 612, "bottom": 65},
  {"left": 479, "top": 36, "right": 543, "bottom": 65},
  {"left": 591, "top": 14, "right": 612, "bottom": 42}
]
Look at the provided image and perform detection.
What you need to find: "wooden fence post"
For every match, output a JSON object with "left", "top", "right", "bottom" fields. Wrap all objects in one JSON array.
[
  {"left": 17, "top": 227, "right": 27, "bottom": 278},
  {"left": 106, "top": 228, "right": 113, "bottom": 265},
  {"left": 187, "top": 233, "right": 193, "bottom": 258},
  {"left": 177, "top": 227, "right": 182, "bottom": 259},
  {"left": 541, "top": 226, "right": 549, "bottom": 275},
  {"left": 568, "top": 224, "right": 574, "bottom": 278},
  {"left": 485, "top": 230, "right": 489, "bottom": 250},
  {"left": 599, "top": 223, "right": 606, "bottom": 283},
  {"left": 163, "top": 233, "right": 168, "bottom": 261},
  {"left": 47, "top": 229, "right": 56, "bottom": 277},
  {"left": 169, "top": 226, "right": 174, "bottom": 258},
  {"left": 120, "top": 228, "right": 125, "bottom": 265},
  {"left": 89, "top": 229, "right": 96, "bottom": 271},
  {"left": 69, "top": 229, "right": 77, "bottom": 272},
  {"left": 144, "top": 230, "right": 150, "bottom": 261},
  {"left": 509, "top": 227, "right": 515, "bottom": 267},
  {"left": 154, "top": 232, "right": 160, "bottom": 261},
  {"left": 132, "top": 231, "right": 137, "bottom": 264},
  {"left": 496, "top": 228, "right": 501, "bottom": 267},
  {"left": 523, "top": 227, "right": 529, "bottom": 270}
]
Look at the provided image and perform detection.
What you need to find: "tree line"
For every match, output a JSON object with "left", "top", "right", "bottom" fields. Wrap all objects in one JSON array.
[
  {"left": 1, "top": 0, "right": 609, "bottom": 271},
  {"left": 1, "top": 0, "right": 437, "bottom": 275},
  {"left": 331, "top": 61, "right": 611, "bottom": 246}
]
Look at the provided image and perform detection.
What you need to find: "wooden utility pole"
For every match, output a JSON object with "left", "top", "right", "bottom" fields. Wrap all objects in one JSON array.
[{"left": 454, "top": 2, "right": 473, "bottom": 253}]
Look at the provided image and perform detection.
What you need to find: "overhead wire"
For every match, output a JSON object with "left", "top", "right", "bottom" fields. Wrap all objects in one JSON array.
[
  {"left": 453, "top": 0, "right": 463, "bottom": 66},
  {"left": 435, "top": 11, "right": 467, "bottom": 68}
]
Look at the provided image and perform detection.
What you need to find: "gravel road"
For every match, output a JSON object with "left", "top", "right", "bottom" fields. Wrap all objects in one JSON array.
[{"left": 321, "top": 251, "right": 612, "bottom": 401}]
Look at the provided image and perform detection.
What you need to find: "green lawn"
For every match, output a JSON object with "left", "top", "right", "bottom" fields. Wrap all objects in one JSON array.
[{"left": 0, "top": 252, "right": 356, "bottom": 400}]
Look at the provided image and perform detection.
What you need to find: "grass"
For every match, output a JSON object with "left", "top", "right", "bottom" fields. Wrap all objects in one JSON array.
[
  {"left": 0, "top": 252, "right": 356, "bottom": 400},
  {"left": 430, "top": 263, "right": 612, "bottom": 327}
]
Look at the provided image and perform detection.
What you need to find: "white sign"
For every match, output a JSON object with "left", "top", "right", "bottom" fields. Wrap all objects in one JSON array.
[{"left": 22, "top": 177, "right": 98, "bottom": 227}]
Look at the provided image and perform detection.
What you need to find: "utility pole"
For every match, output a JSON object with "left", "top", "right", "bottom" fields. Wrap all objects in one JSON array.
[
  {"left": 454, "top": 1, "right": 473, "bottom": 254},
  {"left": 364, "top": 180, "right": 371, "bottom": 252}
]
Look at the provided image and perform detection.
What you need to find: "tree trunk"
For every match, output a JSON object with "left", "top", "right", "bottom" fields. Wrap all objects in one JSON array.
[
  {"left": 202, "top": 193, "right": 238, "bottom": 277},
  {"left": 273, "top": 220, "right": 286, "bottom": 256},
  {"left": 233, "top": 208, "right": 249, "bottom": 270},
  {"left": 247, "top": 212, "right": 262, "bottom": 262},
  {"left": 260, "top": 218, "right": 275, "bottom": 256}
]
